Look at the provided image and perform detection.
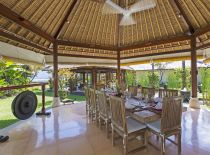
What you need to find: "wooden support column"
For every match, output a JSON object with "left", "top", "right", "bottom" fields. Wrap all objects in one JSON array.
[
  {"left": 117, "top": 51, "right": 121, "bottom": 85},
  {"left": 53, "top": 41, "right": 59, "bottom": 97},
  {"left": 52, "top": 41, "right": 61, "bottom": 107},
  {"left": 191, "top": 37, "right": 197, "bottom": 98},
  {"left": 189, "top": 37, "right": 200, "bottom": 108},
  {"left": 92, "top": 69, "right": 97, "bottom": 89},
  {"left": 83, "top": 72, "right": 86, "bottom": 85},
  {"left": 106, "top": 72, "right": 110, "bottom": 85},
  {"left": 87, "top": 73, "right": 89, "bottom": 86}
]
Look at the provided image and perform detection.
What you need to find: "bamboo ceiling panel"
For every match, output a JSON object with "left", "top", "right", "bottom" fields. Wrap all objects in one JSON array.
[
  {"left": 0, "top": 0, "right": 74, "bottom": 37},
  {"left": 0, "top": 0, "right": 210, "bottom": 59},
  {"left": 178, "top": 0, "right": 210, "bottom": 29},
  {"left": 0, "top": 36, "right": 48, "bottom": 55},
  {"left": 58, "top": 0, "right": 118, "bottom": 46},
  {"left": 120, "top": 0, "right": 189, "bottom": 46},
  {"left": 0, "top": 15, "right": 51, "bottom": 48}
]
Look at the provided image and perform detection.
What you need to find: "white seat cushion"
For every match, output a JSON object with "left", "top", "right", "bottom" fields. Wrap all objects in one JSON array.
[
  {"left": 147, "top": 119, "right": 161, "bottom": 133},
  {"left": 126, "top": 117, "right": 147, "bottom": 134}
]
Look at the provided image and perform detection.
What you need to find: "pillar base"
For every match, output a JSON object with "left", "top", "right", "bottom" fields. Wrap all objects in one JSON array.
[
  {"left": 52, "top": 97, "right": 61, "bottom": 108},
  {"left": 189, "top": 98, "right": 200, "bottom": 109}
]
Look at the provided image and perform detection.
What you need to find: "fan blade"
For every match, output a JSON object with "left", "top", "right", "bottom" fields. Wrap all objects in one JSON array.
[
  {"left": 129, "top": 0, "right": 156, "bottom": 13},
  {"left": 102, "top": 0, "right": 125, "bottom": 14},
  {"left": 120, "top": 15, "right": 136, "bottom": 26}
]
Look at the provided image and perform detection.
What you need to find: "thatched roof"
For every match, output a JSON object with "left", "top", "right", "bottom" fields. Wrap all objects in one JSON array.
[{"left": 0, "top": 0, "right": 210, "bottom": 60}]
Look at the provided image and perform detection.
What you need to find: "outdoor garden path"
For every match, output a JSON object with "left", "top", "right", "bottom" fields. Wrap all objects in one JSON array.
[{"left": 0, "top": 102, "right": 210, "bottom": 155}]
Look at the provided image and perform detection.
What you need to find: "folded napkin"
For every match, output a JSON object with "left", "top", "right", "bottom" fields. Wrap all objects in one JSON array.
[
  {"left": 125, "top": 102, "right": 136, "bottom": 109},
  {"left": 154, "top": 102, "right": 162, "bottom": 110},
  {"left": 154, "top": 97, "right": 163, "bottom": 103}
]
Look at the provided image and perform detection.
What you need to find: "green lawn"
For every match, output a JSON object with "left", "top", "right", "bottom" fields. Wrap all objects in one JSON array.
[
  {"left": 34, "top": 90, "right": 85, "bottom": 101},
  {"left": 0, "top": 90, "right": 85, "bottom": 129}
]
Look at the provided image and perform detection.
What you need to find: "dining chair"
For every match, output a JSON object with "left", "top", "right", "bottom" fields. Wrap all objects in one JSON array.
[
  {"left": 97, "top": 91, "right": 111, "bottom": 138},
  {"left": 109, "top": 96, "right": 147, "bottom": 155},
  {"left": 159, "top": 89, "right": 178, "bottom": 98},
  {"left": 158, "top": 89, "right": 165, "bottom": 98},
  {"left": 89, "top": 88, "right": 98, "bottom": 122},
  {"left": 142, "top": 87, "right": 155, "bottom": 101},
  {"left": 128, "top": 86, "right": 138, "bottom": 97},
  {"left": 168, "top": 89, "right": 178, "bottom": 97},
  {"left": 147, "top": 97, "right": 183, "bottom": 155}
]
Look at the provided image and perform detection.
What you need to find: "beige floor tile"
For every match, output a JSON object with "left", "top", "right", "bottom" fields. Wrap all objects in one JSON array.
[{"left": 0, "top": 103, "right": 210, "bottom": 155}]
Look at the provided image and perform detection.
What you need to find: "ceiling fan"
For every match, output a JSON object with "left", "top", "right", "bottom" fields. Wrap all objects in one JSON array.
[{"left": 102, "top": 0, "right": 156, "bottom": 26}]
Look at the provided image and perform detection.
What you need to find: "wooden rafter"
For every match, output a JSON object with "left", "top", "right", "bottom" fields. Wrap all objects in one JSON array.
[
  {"left": 173, "top": 0, "right": 195, "bottom": 34},
  {"left": 89, "top": 0, "right": 105, "bottom": 4},
  {"left": 117, "top": 0, "right": 123, "bottom": 48},
  {"left": 0, "top": 29, "right": 52, "bottom": 54},
  {"left": 194, "top": 25, "right": 210, "bottom": 37},
  {"left": 58, "top": 53, "right": 116, "bottom": 60},
  {"left": 196, "top": 42, "right": 210, "bottom": 50},
  {"left": 54, "top": 0, "right": 78, "bottom": 39},
  {"left": 0, "top": 4, "right": 54, "bottom": 42},
  {"left": 1, "top": 0, "right": 210, "bottom": 60},
  {"left": 57, "top": 40, "right": 118, "bottom": 51},
  {"left": 120, "top": 35, "right": 191, "bottom": 51},
  {"left": 120, "top": 49, "right": 191, "bottom": 60}
]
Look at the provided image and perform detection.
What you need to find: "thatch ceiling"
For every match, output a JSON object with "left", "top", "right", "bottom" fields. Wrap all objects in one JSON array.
[{"left": 0, "top": 0, "right": 210, "bottom": 60}]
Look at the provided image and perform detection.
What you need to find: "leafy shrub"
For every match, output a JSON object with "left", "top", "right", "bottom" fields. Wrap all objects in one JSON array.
[
  {"left": 167, "top": 68, "right": 191, "bottom": 90},
  {"left": 147, "top": 72, "right": 159, "bottom": 88},
  {"left": 200, "top": 68, "right": 210, "bottom": 104},
  {"left": 0, "top": 60, "right": 33, "bottom": 96},
  {"left": 167, "top": 71, "right": 181, "bottom": 89},
  {"left": 138, "top": 74, "right": 149, "bottom": 87},
  {"left": 125, "top": 70, "right": 136, "bottom": 87}
]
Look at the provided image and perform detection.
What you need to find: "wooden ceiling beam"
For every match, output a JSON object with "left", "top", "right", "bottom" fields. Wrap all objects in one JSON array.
[
  {"left": 57, "top": 40, "right": 118, "bottom": 51},
  {"left": 194, "top": 25, "right": 210, "bottom": 37},
  {"left": 0, "top": 29, "right": 52, "bottom": 54},
  {"left": 173, "top": 0, "right": 195, "bottom": 34},
  {"left": 89, "top": 0, "right": 105, "bottom": 3},
  {"left": 120, "top": 49, "right": 191, "bottom": 60},
  {"left": 54, "top": 0, "right": 78, "bottom": 39},
  {"left": 196, "top": 42, "right": 210, "bottom": 50},
  {"left": 119, "top": 35, "right": 191, "bottom": 51},
  {"left": 0, "top": 4, "right": 54, "bottom": 42},
  {"left": 58, "top": 53, "right": 116, "bottom": 60}
]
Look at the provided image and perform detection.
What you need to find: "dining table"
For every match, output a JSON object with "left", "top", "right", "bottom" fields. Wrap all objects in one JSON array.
[{"left": 125, "top": 97, "right": 161, "bottom": 123}]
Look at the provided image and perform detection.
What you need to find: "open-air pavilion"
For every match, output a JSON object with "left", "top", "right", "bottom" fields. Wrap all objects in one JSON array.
[{"left": 0, "top": 0, "right": 210, "bottom": 155}]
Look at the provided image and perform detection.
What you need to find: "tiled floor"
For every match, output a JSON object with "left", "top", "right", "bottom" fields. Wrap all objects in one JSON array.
[{"left": 0, "top": 102, "right": 210, "bottom": 155}]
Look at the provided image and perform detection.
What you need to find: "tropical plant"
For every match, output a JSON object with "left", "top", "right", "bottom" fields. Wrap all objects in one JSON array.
[
  {"left": 200, "top": 67, "right": 210, "bottom": 105},
  {"left": 0, "top": 59, "right": 34, "bottom": 97},
  {"left": 58, "top": 68, "right": 77, "bottom": 93},
  {"left": 175, "top": 68, "right": 191, "bottom": 90},
  {"left": 167, "top": 71, "right": 180, "bottom": 89},
  {"left": 125, "top": 70, "right": 136, "bottom": 87},
  {"left": 167, "top": 67, "right": 191, "bottom": 90},
  {"left": 137, "top": 72, "right": 149, "bottom": 87},
  {"left": 155, "top": 62, "right": 170, "bottom": 86},
  {"left": 147, "top": 72, "right": 159, "bottom": 88}
]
